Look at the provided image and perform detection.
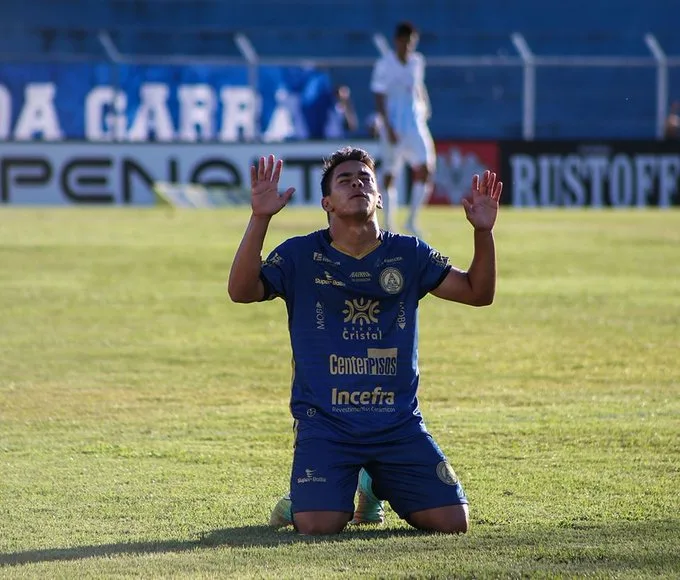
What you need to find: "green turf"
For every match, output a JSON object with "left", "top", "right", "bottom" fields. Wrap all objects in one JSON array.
[{"left": 1, "top": 207, "right": 678, "bottom": 578}]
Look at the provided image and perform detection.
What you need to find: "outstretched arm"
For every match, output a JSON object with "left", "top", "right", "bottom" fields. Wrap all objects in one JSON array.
[
  {"left": 227, "top": 155, "right": 295, "bottom": 303},
  {"left": 375, "top": 93, "right": 398, "bottom": 144},
  {"left": 430, "top": 171, "right": 503, "bottom": 306}
]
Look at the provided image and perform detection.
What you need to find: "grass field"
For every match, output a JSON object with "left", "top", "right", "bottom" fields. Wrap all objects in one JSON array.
[{"left": 1, "top": 207, "right": 678, "bottom": 578}]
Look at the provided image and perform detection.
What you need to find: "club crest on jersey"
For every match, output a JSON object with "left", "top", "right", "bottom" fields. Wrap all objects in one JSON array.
[{"left": 379, "top": 267, "right": 404, "bottom": 294}]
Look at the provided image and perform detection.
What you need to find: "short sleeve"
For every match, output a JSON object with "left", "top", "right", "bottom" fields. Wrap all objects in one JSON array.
[
  {"left": 370, "top": 58, "right": 389, "bottom": 94},
  {"left": 416, "top": 238, "right": 452, "bottom": 299},
  {"left": 260, "top": 240, "right": 295, "bottom": 301}
]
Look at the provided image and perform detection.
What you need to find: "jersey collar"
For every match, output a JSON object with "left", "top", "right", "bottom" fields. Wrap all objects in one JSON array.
[{"left": 323, "top": 228, "right": 385, "bottom": 260}]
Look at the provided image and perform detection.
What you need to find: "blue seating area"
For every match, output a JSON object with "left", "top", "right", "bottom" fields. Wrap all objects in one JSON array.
[{"left": 1, "top": 0, "right": 679, "bottom": 138}]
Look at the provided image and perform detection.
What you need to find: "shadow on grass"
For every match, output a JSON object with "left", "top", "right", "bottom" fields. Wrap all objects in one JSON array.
[
  {"left": 2, "top": 520, "right": 679, "bottom": 573},
  {"left": 0, "top": 525, "right": 425, "bottom": 567}
]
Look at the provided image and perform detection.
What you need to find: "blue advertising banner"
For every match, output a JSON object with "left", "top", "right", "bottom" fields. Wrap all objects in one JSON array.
[{"left": 0, "top": 62, "right": 335, "bottom": 142}]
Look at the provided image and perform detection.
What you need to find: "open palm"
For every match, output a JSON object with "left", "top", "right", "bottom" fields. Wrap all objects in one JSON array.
[
  {"left": 250, "top": 155, "right": 295, "bottom": 217},
  {"left": 462, "top": 170, "right": 503, "bottom": 231}
]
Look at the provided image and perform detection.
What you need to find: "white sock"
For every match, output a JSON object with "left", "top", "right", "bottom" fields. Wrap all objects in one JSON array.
[
  {"left": 382, "top": 185, "right": 397, "bottom": 231},
  {"left": 407, "top": 181, "right": 432, "bottom": 228}
]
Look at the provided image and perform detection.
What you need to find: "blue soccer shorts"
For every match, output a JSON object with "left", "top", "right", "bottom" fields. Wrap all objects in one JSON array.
[{"left": 289, "top": 431, "right": 468, "bottom": 519}]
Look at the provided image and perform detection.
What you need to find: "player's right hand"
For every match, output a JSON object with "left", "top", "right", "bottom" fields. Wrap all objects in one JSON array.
[{"left": 250, "top": 155, "right": 295, "bottom": 217}]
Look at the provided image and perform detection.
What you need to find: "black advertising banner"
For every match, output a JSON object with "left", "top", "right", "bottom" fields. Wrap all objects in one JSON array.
[{"left": 500, "top": 141, "right": 680, "bottom": 207}]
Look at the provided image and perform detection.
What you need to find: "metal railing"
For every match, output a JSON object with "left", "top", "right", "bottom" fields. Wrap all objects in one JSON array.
[
  {"left": 93, "top": 30, "right": 680, "bottom": 140},
  {"left": 1, "top": 27, "right": 677, "bottom": 140}
]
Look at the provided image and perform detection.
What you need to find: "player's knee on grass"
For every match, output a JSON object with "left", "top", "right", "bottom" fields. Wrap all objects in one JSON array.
[
  {"left": 406, "top": 504, "right": 469, "bottom": 534},
  {"left": 293, "top": 511, "right": 352, "bottom": 535}
]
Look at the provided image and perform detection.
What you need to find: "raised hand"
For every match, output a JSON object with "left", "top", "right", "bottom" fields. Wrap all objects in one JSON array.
[
  {"left": 250, "top": 155, "right": 295, "bottom": 217},
  {"left": 462, "top": 170, "right": 503, "bottom": 232}
]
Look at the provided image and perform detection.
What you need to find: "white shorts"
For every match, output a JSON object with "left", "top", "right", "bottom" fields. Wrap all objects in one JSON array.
[{"left": 381, "top": 124, "right": 436, "bottom": 176}]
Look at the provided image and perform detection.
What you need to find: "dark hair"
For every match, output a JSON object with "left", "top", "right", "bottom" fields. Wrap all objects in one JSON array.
[
  {"left": 395, "top": 21, "right": 418, "bottom": 39},
  {"left": 320, "top": 147, "right": 376, "bottom": 197}
]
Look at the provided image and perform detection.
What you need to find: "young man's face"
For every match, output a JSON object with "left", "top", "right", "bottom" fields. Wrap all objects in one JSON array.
[
  {"left": 395, "top": 32, "right": 418, "bottom": 56},
  {"left": 323, "top": 160, "right": 382, "bottom": 220}
]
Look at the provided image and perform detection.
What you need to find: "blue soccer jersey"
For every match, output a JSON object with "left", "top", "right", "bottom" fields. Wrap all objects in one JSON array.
[{"left": 260, "top": 229, "right": 451, "bottom": 444}]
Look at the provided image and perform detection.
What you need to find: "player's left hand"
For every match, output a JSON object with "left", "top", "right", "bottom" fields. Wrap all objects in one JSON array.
[{"left": 462, "top": 170, "right": 503, "bottom": 232}]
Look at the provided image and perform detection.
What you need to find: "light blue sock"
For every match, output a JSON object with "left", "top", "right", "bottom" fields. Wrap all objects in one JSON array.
[{"left": 358, "top": 468, "right": 380, "bottom": 503}]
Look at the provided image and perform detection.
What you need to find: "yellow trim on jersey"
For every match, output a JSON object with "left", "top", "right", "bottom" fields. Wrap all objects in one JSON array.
[
  {"left": 331, "top": 239, "right": 382, "bottom": 260},
  {"left": 291, "top": 356, "right": 298, "bottom": 449}
]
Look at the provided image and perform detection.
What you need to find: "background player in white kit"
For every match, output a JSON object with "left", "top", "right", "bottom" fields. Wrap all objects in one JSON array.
[{"left": 371, "top": 21, "right": 435, "bottom": 236}]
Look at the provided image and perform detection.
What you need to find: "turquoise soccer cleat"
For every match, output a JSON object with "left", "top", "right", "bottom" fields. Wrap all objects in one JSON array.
[
  {"left": 350, "top": 468, "right": 385, "bottom": 525},
  {"left": 268, "top": 493, "right": 293, "bottom": 528}
]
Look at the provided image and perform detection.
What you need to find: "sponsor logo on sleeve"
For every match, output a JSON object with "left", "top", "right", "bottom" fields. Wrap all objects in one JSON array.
[
  {"left": 264, "top": 252, "right": 284, "bottom": 266},
  {"left": 429, "top": 250, "right": 449, "bottom": 267}
]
